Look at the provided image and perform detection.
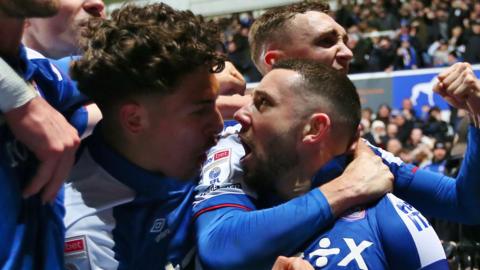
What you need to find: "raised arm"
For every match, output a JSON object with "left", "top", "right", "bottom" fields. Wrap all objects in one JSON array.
[{"left": 385, "top": 63, "right": 480, "bottom": 224}]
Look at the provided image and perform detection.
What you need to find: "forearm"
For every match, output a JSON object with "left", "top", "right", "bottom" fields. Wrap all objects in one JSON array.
[
  {"left": 0, "top": 57, "right": 37, "bottom": 112},
  {"left": 196, "top": 189, "right": 334, "bottom": 270}
]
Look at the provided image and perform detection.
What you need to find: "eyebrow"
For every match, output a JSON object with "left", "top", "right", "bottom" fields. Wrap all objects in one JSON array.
[
  {"left": 253, "top": 89, "right": 277, "bottom": 104},
  {"left": 253, "top": 89, "right": 269, "bottom": 98}
]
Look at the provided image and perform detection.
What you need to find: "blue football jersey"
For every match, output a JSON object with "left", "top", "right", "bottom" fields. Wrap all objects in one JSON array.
[
  {"left": 303, "top": 194, "right": 448, "bottom": 270},
  {"left": 64, "top": 125, "right": 196, "bottom": 269},
  {"left": 0, "top": 46, "right": 88, "bottom": 270}
]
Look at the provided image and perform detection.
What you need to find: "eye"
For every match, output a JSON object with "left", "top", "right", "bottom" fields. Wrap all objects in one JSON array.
[
  {"left": 253, "top": 95, "right": 270, "bottom": 112},
  {"left": 314, "top": 35, "right": 337, "bottom": 48}
]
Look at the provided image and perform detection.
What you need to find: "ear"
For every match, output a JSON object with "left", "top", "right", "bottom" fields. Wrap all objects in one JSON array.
[
  {"left": 302, "top": 113, "right": 331, "bottom": 144},
  {"left": 119, "top": 102, "right": 147, "bottom": 135},
  {"left": 264, "top": 50, "right": 286, "bottom": 69}
]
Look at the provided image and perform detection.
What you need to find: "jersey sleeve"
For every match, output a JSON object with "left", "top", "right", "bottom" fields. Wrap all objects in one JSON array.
[
  {"left": 378, "top": 194, "right": 449, "bottom": 270},
  {"left": 368, "top": 127, "right": 480, "bottom": 224},
  {"left": 193, "top": 125, "right": 257, "bottom": 218},
  {"left": 26, "top": 51, "right": 91, "bottom": 136},
  {"left": 195, "top": 188, "right": 334, "bottom": 270}
]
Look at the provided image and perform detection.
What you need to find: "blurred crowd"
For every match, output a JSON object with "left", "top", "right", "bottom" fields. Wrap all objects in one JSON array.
[
  {"left": 360, "top": 99, "right": 463, "bottom": 174},
  {"left": 214, "top": 0, "right": 480, "bottom": 81}
]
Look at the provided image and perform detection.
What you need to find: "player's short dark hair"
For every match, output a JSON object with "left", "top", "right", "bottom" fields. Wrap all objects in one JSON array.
[
  {"left": 71, "top": 3, "right": 225, "bottom": 108},
  {"left": 272, "top": 59, "right": 361, "bottom": 141},
  {"left": 249, "top": 0, "right": 330, "bottom": 66}
]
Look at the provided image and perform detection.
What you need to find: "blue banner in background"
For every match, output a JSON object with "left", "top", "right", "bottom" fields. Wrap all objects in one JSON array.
[{"left": 392, "top": 73, "right": 449, "bottom": 114}]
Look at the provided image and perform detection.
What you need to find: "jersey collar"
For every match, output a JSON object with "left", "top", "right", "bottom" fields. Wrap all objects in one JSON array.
[{"left": 86, "top": 123, "right": 195, "bottom": 200}]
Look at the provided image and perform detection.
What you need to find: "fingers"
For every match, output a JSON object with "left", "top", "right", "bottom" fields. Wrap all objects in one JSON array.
[
  {"left": 353, "top": 139, "right": 374, "bottom": 158},
  {"left": 435, "top": 62, "right": 478, "bottom": 110},
  {"left": 216, "top": 62, "right": 247, "bottom": 95},
  {"left": 272, "top": 256, "right": 314, "bottom": 270},
  {"left": 5, "top": 96, "right": 80, "bottom": 201},
  {"left": 438, "top": 63, "right": 476, "bottom": 96},
  {"left": 272, "top": 256, "right": 290, "bottom": 270},
  {"left": 41, "top": 140, "right": 78, "bottom": 203}
]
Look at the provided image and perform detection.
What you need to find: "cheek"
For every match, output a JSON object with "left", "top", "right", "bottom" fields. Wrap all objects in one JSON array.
[{"left": 308, "top": 48, "right": 337, "bottom": 65}]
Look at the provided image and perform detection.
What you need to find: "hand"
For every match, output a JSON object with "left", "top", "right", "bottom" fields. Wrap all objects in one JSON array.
[
  {"left": 434, "top": 62, "right": 480, "bottom": 115},
  {"left": 215, "top": 61, "right": 246, "bottom": 96},
  {"left": 272, "top": 256, "right": 314, "bottom": 270},
  {"left": 4, "top": 96, "right": 80, "bottom": 203},
  {"left": 319, "top": 140, "right": 393, "bottom": 216}
]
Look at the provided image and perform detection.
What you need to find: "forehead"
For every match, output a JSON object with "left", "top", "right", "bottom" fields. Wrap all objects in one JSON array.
[
  {"left": 288, "top": 11, "right": 346, "bottom": 38},
  {"left": 257, "top": 69, "right": 301, "bottom": 98},
  {"left": 174, "top": 68, "right": 218, "bottom": 101}
]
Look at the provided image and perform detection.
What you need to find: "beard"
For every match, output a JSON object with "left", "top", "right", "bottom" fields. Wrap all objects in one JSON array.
[
  {"left": 0, "top": 0, "right": 59, "bottom": 18},
  {"left": 243, "top": 127, "right": 301, "bottom": 197}
]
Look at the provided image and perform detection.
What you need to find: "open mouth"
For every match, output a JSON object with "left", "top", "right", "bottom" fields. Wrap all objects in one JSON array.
[{"left": 238, "top": 135, "right": 253, "bottom": 163}]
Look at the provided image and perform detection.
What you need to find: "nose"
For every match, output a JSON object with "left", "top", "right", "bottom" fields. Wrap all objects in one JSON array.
[
  {"left": 83, "top": 0, "right": 105, "bottom": 18},
  {"left": 233, "top": 105, "right": 252, "bottom": 131},
  {"left": 337, "top": 42, "right": 353, "bottom": 70}
]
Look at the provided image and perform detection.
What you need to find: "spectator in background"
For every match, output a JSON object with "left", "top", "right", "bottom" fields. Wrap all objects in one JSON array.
[
  {"left": 448, "top": 25, "right": 466, "bottom": 60},
  {"left": 375, "top": 103, "right": 391, "bottom": 126},
  {"left": 394, "top": 39, "right": 418, "bottom": 70},
  {"left": 405, "top": 127, "right": 434, "bottom": 166},
  {"left": 362, "top": 107, "right": 373, "bottom": 122},
  {"left": 422, "top": 141, "right": 449, "bottom": 174},
  {"left": 401, "top": 98, "right": 417, "bottom": 120},
  {"left": 426, "top": 8, "right": 449, "bottom": 44},
  {"left": 391, "top": 111, "right": 413, "bottom": 144},
  {"left": 363, "top": 120, "right": 388, "bottom": 148},
  {"left": 430, "top": 39, "right": 451, "bottom": 67},
  {"left": 464, "top": 19, "right": 480, "bottom": 64},
  {"left": 368, "top": 36, "right": 396, "bottom": 72},
  {"left": 347, "top": 29, "right": 371, "bottom": 74},
  {"left": 386, "top": 122, "right": 399, "bottom": 140},
  {"left": 423, "top": 106, "right": 450, "bottom": 142},
  {"left": 448, "top": 0, "right": 469, "bottom": 32},
  {"left": 23, "top": 0, "right": 106, "bottom": 59},
  {"left": 386, "top": 138, "right": 403, "bottom": 156}
]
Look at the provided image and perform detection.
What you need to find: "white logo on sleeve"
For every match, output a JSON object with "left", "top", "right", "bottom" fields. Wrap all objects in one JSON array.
[{"left": 309, "top": 237, "right": 373, "bottom": 269}]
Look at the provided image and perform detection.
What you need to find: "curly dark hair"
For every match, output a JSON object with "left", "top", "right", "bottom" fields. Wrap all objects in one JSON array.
[
  {"left": 71, "top": 3, "right": 225, "bottom": 107},
  {"left": 249, "top": 0, "right": 330, "bottom": 67}
]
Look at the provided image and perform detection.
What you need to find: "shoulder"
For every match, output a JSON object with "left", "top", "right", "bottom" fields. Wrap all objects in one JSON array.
[
  {"left": 25, "top": 47, "right": 64, "bottom": 82},
  {"left": 64, "top": 148, "right": 134, "bottom": 270},
  {"left": 65, "top": 148, "right": 135, "bottom": 228},
  {"left": 377, "top": 194, "right": 447, "bottom": 270}
]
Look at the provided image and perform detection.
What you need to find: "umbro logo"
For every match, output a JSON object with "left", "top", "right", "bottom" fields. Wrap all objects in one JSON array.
[
  {"left": 151, "top": 218, "right": 171, "bottom": 243},
  {"left": 150, "top": 218, "right": 166, "bottom": 233}
]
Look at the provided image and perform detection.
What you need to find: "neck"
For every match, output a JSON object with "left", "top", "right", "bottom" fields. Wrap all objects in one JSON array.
[
  {"left": 0, "top": 17, "right": 25, "bottom": 58},
  {"left": 100, "top": 119, "right": 137, "bottom": 166},
  {"left": 100, "top": 119, "right": 162, "bottom": 174}
]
